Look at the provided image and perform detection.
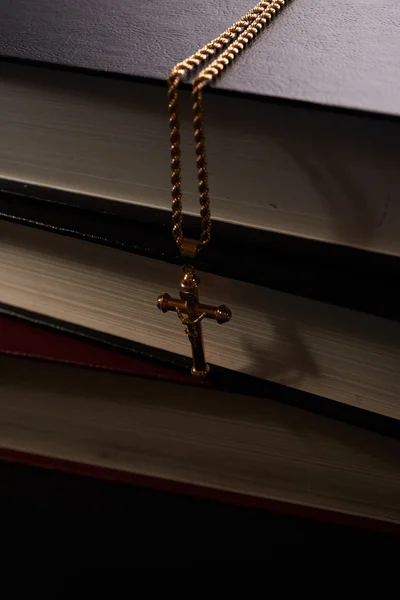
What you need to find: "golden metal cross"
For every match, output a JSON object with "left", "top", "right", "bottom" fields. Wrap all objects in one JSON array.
[{"left": 157, "top": 265, "right": 232, "bottom": 377}]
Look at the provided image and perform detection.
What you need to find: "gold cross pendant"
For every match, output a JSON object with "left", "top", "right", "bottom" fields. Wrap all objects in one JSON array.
[{"left": 157, "top": 265, "right": 232, "bottom": 377}]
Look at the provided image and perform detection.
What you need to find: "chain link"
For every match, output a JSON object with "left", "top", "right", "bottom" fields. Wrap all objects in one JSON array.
[{"left": 168, "top": 1, "right": 288, "bottom": 256}]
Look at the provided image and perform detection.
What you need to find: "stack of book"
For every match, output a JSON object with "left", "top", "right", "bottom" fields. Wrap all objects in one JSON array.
[{"left": 0, "top": 0, "right": 399, "bottom": 531}]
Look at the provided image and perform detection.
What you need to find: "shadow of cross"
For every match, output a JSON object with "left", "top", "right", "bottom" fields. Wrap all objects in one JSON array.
[
  {"left": 157, "top": 265, "right": 231, "bottom": 377},
  {"left": 242, "top": 315, "right": 319, "bottom": 386}
]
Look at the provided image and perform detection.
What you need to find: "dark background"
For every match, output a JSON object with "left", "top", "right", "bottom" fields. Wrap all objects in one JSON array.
[{"left": 1, "top": 460, "right": 397, "bottom": 565}]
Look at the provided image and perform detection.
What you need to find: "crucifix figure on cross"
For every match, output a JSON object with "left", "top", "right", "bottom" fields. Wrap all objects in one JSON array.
[{"left": 157, "top": 265, "right": 232, "bottom": 377}]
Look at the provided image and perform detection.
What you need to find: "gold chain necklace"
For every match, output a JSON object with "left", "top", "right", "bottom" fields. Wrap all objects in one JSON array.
[{"left": 158, "top": 0, "right": 288, "bottom": 377}]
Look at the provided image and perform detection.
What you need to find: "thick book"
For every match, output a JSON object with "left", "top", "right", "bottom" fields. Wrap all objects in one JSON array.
[
  {"left": 0, "top": 0, "right": 400, "bottom": 256},
  {"left": 1, "top": 351, "right": 400, "bottom": 527}
]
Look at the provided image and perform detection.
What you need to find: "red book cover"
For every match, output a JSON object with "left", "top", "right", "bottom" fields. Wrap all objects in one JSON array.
[{"left": 0, "top": 314, "right": 202, "bottom": 386}]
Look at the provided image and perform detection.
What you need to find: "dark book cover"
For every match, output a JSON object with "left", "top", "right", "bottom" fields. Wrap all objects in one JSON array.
[{"left": 0, "top": 0, "right": 399, "bottom": 119}]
